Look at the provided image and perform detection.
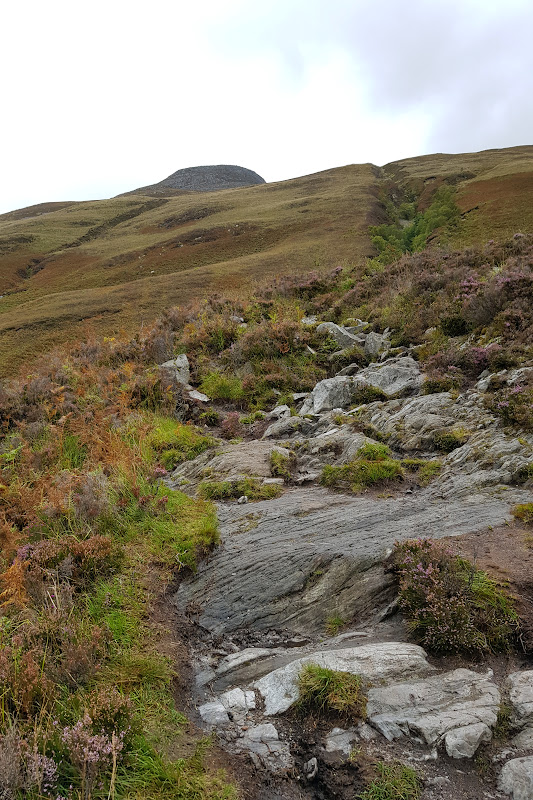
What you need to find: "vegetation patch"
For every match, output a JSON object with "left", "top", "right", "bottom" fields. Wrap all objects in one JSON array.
[
  {"left": 321, "top": 442, "right": 404, "bottom": 493},
  {"left": 296, "top": 664, "right": 367, "bottom": 719},
  {"left": 358, "top": 761, "right": 421, "bottom": 800},
  {"left": 512, "top": 503, "right": 533, "bottom": 524},
  {"left": 198, "top": 477, "right": 283, "bottom": 502},
  {"left": 391, "top": 539, "right": 520, "bottom": 654},
  {"left": 270, "top": 449, "right": 295, "bottom": 483},
  {"left": 144, "top": 415, "right": 215, "bottom": 469},
  {"left": 432, "top": 428, "right": 470, "bottom": 453}
]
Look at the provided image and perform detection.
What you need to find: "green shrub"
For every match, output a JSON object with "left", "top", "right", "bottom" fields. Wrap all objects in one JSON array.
[
  {"left": 296, "top": 664, "right": 366, "bottom": 718},
  {"left": 359, "top": 761, "right": 421, "bottom": 800},
  {"left": 391, "top": 539, "right": 519, "bottom": 654},
  {"left": 357, "top": 442, "right": 392, "bottom": 461},
  {"left": 199, "top": 372, "right": 244, "bottom": 402},
  {"left": 198, "top": 478, "right": 283, "bottom": 502}
]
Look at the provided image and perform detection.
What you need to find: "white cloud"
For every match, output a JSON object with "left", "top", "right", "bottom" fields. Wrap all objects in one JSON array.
[{"left": 0, "top": 0, "right": 531, "bottom": 213}]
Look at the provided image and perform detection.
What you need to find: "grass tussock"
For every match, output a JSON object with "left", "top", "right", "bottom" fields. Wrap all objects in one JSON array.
[
  {"left": 296, "top": 664, "right": 367, "bottom": 719},
  {"left": 198, "top": 478, "right": 282, "bottom": 502},
  {"left": 358, "top": 761, "right": 421, "bottom": 800}
]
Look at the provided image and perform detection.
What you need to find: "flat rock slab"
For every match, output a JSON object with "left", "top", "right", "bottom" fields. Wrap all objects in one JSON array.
[
  {"left": 174, "top": 486, "right": 524, "bottom": 634},
  {"left": 254, "top": 642, "right": 433, "bottom": 715},
  {"left": 509, "top": 671, "right": 533, "bottom": 728},
  {"left": 367, "top": 668, "right": 500, "bottom": 758}
]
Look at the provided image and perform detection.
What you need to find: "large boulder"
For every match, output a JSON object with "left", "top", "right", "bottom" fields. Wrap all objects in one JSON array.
[{"left": 367, "top": 668, "right": 500, "bottom": 758}]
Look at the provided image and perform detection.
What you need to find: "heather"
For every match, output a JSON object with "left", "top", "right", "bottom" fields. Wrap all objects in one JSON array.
[
  {"left": 390, "top": 539, "right": 520, "bottom": 655},
  {"left": 0, "top": 329, "right": 234, "bottom": 799}
]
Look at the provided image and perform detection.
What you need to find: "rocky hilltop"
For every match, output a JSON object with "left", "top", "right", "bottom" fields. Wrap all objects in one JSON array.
[{"left": 123, "top": 164, "right": 266, "bottom": 197}]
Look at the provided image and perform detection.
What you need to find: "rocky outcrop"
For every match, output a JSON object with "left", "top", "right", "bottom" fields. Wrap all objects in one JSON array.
[
  {"left": 300, "top": 356, "right": 423, "bottom": 414},
  {"left": 367, "top": 668, "right": 500, "bottom": 757},
  {"left": 254, "top": 643, "right": 433, "bottom": 715},
  {"left": 174, "top": 486, "right": 528, "bottom": 635},
  {"left": 129, "top": 165, "right": 266, "bottom": 196}
]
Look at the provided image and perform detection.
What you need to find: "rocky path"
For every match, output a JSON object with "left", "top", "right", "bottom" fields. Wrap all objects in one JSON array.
[{"left": 165, "top": 327, "right": 533, "bottom": 799}]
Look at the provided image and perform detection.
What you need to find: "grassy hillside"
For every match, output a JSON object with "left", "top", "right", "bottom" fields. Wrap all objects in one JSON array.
[{"left": 1, "top": 145, "right": 532, "bottom": 377}]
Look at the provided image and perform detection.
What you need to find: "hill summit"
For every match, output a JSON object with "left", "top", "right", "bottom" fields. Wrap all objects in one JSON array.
[{"left": 125, "top": 164, "right": 266, "bottom": 197}]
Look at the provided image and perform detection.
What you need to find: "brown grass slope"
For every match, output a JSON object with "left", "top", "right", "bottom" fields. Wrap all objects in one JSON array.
[
  {"left": 0, "top": 165, "right": 380, "bottom": 375},
  {"left": 1, "top": 145, "right": 533, "bottom": 377}
]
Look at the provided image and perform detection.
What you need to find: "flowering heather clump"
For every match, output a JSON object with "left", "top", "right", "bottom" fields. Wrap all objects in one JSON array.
[
  {"left": 61, "top": 713, "right": 124, "bottom": 799},
  {"left": 485, "top": 377, "right": 533, "bottom": 430},
  {"left": 390, "top": 539, "right": 519, "bottom": 655}
]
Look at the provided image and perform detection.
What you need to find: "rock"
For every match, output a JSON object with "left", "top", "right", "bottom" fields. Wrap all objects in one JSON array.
[
  {"left": 263, "top": 416, "right": 306, "bottom": 439},
  {"left": 188, "top": 389, "right": 210, "bottom": 403},
  {"left": 174, "top": 486, "right": 527, "bottom": 638},
  {"left": 325, "top": 727, "right": 358, "bottom": 755},
  {"left": 268, "top": 405, "right": 291, "bottom": 420},
  {"left": 199, "top": 701, "right": 230, "bottom": 726},
  {"left": 508, "top": 672, "right": 533, "bottom": 728},
  {"left": 367, "top": 668, "right": 500, "bottom": 757},
  {"left": 237, "top": 723, "right": 294, "bottom": 773},
  {"left": 300, "top": 376, "right": 356, "bottom": 414},
  {"left": 215, "top": 648, "right": 277, "bottom": 678},
  {"left": 436, "top": 429, "right": 533, "bottom": 497},
  {"left": 220, "top": 688, "right": 256, "bottom": 714},
  {"left": 300, "top": 357, "right": 423, "bottom": 414},
  {"left": 499, "top": 757, "right": 533, "bottom": 799},
  {"left": 254, "top": 642, "right": 434, "bottom": 715},
  {"left": 301, "top": 316, "right": 318, "bottom": 326},
  {"left": 159, "top": 354, "right": 190, "bottom": 385},
  {"left": 304, "top": 757, "right": 318, "bottom": 779},
  {"left": 344, "top": 319, "right": 370, "bottom": 334},
  {"left": 513, "top": 728, "right": 533, "bottom": 749},
  {"left": 364, "top": 331, "right": 390, "bottom": 357},
  {"left": 445, "top": 722, "right": 492, "bottom": 758},
  {"left": 237, "top": 495, "right": 248, "bottom": 504},
  {"left": 353, "top": 356, "right": 423, "bottom": 398},
  {"left": 316, "top": 322, "right": 360, "bottom": 349},
  {"left": 169, "top": 441, "right": 291, "bottom": 488}
]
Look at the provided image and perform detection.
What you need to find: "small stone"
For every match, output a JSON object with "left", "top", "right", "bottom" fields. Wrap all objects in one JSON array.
[
  {"left": 304, "top": 757, "right": 318, "bottom": 779},
  {"left": 188, "top": 389, "right": 210, "bottom": 402},
  {"left": 445, "top": 722, "right": 492, "bottom": 758},
  {"left": 237, "top": 495, "right": 248, "bottom": 504}
]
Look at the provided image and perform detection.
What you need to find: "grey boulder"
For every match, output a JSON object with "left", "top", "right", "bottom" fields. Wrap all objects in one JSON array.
[
  {"left": 159, "top": 353, "right": 190, "bottom": 385},
  {"left": 367, "top": 668, "right": 500, "bottom": 757},
  {"left": 499, "top": 757, "right": 533, "bottom": 800}
]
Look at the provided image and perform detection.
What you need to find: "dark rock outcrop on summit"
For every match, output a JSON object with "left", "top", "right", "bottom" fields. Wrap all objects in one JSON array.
[{"left": 123, "top": 165, "right": 266, "bottom": 197}]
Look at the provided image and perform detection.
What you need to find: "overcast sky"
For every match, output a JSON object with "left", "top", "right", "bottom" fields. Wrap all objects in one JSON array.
[{"left": 1, "top": 0, "right": 532, "bottom": 214}]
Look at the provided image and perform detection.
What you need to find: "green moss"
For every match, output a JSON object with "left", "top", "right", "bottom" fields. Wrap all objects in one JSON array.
[
  {"left": 432, "top": 428, "right": 469, "bottom": 453},
  {"left": 270, "top": 450, "right": 294, "bottom": 483},
  {"left": 400, "top": 458, "right": 441, "bottom": 485},
  {"left": 512, "top": 502, "right": 533, "bottom": 524}
]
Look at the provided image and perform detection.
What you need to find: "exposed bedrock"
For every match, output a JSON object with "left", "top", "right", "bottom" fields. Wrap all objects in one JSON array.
[{"left": 173, "top": 485, "right": 529, "bottom": 636}]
